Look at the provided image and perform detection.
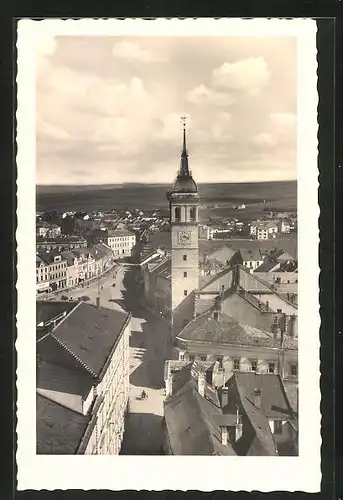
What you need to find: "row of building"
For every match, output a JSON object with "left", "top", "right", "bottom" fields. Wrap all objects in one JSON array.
[
  {"left": 36, "top": 301, "right": 131, "bottom": 455},
  {"left": 36, "top": 243, "right": 114, "bottom": 294},
  {"left": 162, "top": 361, "right": 298, "bottom": 456},
  {"left": 250, "top": 218, "right": 296, "bottom": 240}
]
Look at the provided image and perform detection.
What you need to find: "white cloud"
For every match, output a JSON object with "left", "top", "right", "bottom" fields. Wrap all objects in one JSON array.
[
  {"left": 187, "top": 84, "right": 235, "bottom": 106},
  {"left": 270, "top": 112, "right": 296, "bottom": 127},
  {"left": 211, "top": 57, "right": 271, "bottom": 94},
  {"left": 251, "top": 132, "right": 277, "bottom": 148},
  {"left": 112, "top": 41, "right": 167, "bottom": 62}
]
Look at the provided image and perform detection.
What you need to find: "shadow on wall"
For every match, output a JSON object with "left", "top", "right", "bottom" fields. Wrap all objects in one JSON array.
[{"left": 120, "top": 412, "right": 165, "bottom": 455}]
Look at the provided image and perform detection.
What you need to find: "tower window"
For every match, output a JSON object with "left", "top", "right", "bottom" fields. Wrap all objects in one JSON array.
[
  {"left": 183, "top": 255, "right": 187, "bottom": 261},
  {"left": 184, "top": 290, "right": 188, "bottom": 296},
  {"left": 175, "top": 206, "right": 181, "bottom": 222},
  {"left": 190, "top": 207, "right": 196, "bottom": 221},
  {"left": 183, "top": 271, "right": 187, "bottom": 278}
]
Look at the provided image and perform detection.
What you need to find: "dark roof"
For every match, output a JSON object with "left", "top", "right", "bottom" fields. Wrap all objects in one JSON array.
[
  {"left": 283, "top": 382, "right": 298, "bottom": 416},
  {"left": 150, "top": 257, "right": 171, "bottom": 280},
  {"left": 36, "top": 301, "right": 76, "bottom": 327},
  {"left": 238, "top": 393, "right": 278, "bottom": 456},
  {"left": 60, "top": 250, "right": 77, "bottom": 266},
  {"left": 254, "top": 261, "right": 279, "bottom": 273},
  {"left": 51, "top": 302, "right": 129, "bottom": 377},
  {"left": 172, "top": 174, "right": 198, "bottom": 193},
  {"left": 234, "top": 372, "right": 295, "bottom": 420},
  {"left": 164, "top": 380, "right": 236, "bottom": 455},
  {"left": 37, "top": 252, "right": 67, "bottom": 265},
  {"left": 177, "top": 311, "right": 281, "bottom": 348},
  {"left": 37, "top": 360, "right": 93, "bottom": 399},
  {"left": 37, "top": 394, "right": 90, "bottom": 454},
  {"left": 240, "top": 249, "right": 263, "bottom": 262}
]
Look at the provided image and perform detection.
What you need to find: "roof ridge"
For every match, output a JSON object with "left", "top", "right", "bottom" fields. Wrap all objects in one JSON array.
[
  {"left": 50, "top": 331, "right": 97, "bottom": 378},
  {"left": 193, "top": 387, "right": 217, "bottom": 455},
  {"left": 51, "top": 300, "right": 82, "bottom": 333}
]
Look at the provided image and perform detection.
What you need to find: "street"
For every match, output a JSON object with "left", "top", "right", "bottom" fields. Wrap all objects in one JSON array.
[{"left": 64, "top": 264, "right": 171, "bottom": 455}]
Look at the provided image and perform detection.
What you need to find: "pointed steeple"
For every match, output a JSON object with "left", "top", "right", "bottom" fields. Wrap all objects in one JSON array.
[{"left": 180, "top": 116, "right": 190, "bottom": 177}]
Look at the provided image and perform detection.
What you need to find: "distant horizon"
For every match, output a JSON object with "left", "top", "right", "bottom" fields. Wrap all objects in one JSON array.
[{"left": 37, "top": 179, "right": 297, "bottom": 188}]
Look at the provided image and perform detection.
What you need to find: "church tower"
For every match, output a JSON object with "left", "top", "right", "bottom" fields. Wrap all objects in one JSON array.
[{"left": 168, "top": 118, "right": 200, "bottom": 329}]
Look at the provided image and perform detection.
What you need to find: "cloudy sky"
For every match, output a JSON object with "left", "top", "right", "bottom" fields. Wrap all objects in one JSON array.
[{"left": 36, "top": 36, "right": 297, "bottom": 185}]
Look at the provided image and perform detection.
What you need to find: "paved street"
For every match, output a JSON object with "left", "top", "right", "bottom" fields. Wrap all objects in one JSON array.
[{"left": 63, "top": 264, "right": 171, "bottom": 455}]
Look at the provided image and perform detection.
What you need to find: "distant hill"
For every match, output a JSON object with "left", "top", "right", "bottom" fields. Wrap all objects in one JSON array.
[{"left": 36, "top": 180, "right": 297, "bottom": 214}]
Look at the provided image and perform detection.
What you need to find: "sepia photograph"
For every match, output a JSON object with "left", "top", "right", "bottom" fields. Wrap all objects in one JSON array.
[{"left": 16, "top": 18, "right": 319, "bottom": 491}]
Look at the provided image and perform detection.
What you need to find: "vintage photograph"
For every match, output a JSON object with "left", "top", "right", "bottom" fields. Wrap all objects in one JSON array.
[
  {"left": 16, "top": 18, "right": 320, "bottom": 492},
  {"left": 35, "top": 32, "right": 298, "bottom": 457}
]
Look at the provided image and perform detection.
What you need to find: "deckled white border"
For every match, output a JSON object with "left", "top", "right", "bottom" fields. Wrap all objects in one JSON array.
[{"left": 16, "top": 18, "right": 320, "bottom": 492}]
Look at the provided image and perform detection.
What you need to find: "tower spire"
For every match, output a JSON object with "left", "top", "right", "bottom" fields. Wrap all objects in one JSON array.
[{"left": 180, "top": 116, "right": 190, "bottom": 177}]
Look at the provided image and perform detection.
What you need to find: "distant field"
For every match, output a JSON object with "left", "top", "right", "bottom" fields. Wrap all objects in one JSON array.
[
  {"left": 36, "top": 180, "right": 297, "bottom": 215},
  {"left": 199, "top": 235, "right": 298, "bottom": 259}
]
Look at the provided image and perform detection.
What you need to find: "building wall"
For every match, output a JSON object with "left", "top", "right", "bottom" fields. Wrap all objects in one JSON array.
[
  {"left": 252, "top": 293, "right": 297, "bottom": 316},
  {"left": 176, "top": 340, "right": 298, "bottom": 386},
  {"left": 84, "top": 321, "right": 130, "bottom": 455},
  {"left": 171, "top": 224, "right": 199, "bottom": 311},
  {"left": 106, "top": 234, "right": 136, "bottom": 258}
]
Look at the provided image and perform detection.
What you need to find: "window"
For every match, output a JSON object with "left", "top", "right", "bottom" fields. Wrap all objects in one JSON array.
[
  {"left": 190, "top": 207, "right": 196, "bottom": 221},
  {"left": 200, "top": 355, "right": 207, "bottom": 362},
  {"left": 251, "top": 359, "right": 258, "bottom": 372},
  {"left": 183, "top": 271, "right": 188, "bottom": 278},
  {"left": 290, "top": 364, "right": 298, "bottom": 377},
  {"left": 189, "top": 355, "right": 195, "bottom": 362},
  {"left": 183, "top": 290, "right": 188, "bottom": 297},
  {"left": 216, "top": 357, "right": 223, "bottom": 368},
  {"left": 221, "top": 285, "right": 225, "bottom": 291},
  {"left": 179, "top": 352, "right": 184, "bottom": 361},
  {"left": 274, "top": 420, "right": 283, "bottom": 434},
  {"left": 183, "top": 254, "right": 187, "bottom": 261},
  {"left": 233, "top": 358, "right": 240, "bottom": 371},
  {"left": 268, "top": 362, "right": 275, "bottom": 374},
  {"left": 175, "top": 206, "right": 181, "bottom": 222}
]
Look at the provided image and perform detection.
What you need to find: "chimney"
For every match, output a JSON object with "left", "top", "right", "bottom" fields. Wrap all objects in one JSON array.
[
  {"left": 220, "top": 425, "right": 228, "bottom": 446},
  {"left": 220, "top": 386, "right": 229, "bottom": 410},
  {"left": 235, "top": 406, "right": 243, "bottom": 442},
  {"left": 254, "top": 388, "right": 262, "bottom": 408},
  {"left": 96, "top": 296, "right": 100, "bottom": 309},
  {"left": 198, "top": 372, "right": 206, "bottom": 397}
]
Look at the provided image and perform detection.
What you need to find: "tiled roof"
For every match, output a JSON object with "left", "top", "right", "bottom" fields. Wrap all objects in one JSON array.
[
  {"left": 206, "top": 245, "right": 237, "bottom": 263},
  {"left": 36, "top": 301, "right": 76, "bottom": 327},
  {"left": 37, "top": 360, "right": 93, "bottom": 399},
  {"left": 36, "top": 394, "right": 90, "bottom": 454},
  {"left": 60, "top": 250, "right": 77, "bottom": 266},
  {"left": 51, "top": 302, "right": 129, "bottom": 377},
  {"left": 283, "top": 382, "right": 298, "bottom": 415},
  {"left": 254, "top": 261, "right": 279, "bottom": 273},
  {"left": 164, "top": 380, "right": 236, "bottom": 456},
  {"left": 37, "top": 252, "right": 67, "bottom": 265},
  {"left": 177, "top": 311, "right": 281, "bottom": 348},
  {"left": 234, "top": 372, "right": 295, "bottom": 420}
]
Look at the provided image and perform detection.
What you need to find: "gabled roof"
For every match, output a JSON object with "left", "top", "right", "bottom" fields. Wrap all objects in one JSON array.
[
  {"left": 233, "top": 372, "right": 295, "bottom": 420},
  {"left": 60, "top": 250, "right": 78, "bottom": 266},
  {"left": 37, "top": 360, "right": 93, "bottom": 400},
  {"left": 36, "top": 394, "right": 89, "bottom": 454},
  {"left": 254, "top": 261, "right": 280, "bottom": 273},
  {"left": 164, "top": 380, "right": 236, "bottom": 456},
  {"left": 206, "top": 245, "right": 237, "bottom": 263},
  {"left": 50, "top": 302, "right": 130, "bottom": 377},
  {"left": 177, "top": 311, "right": 281, "bottom": 349}
]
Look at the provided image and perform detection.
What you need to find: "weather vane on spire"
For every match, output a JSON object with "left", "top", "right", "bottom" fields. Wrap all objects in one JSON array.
[{"left": 181, "top": 115, "right": 188, "bottom": 130}]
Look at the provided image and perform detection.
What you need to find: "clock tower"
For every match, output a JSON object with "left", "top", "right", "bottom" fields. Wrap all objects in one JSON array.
[{"left": 168, "top": 118, "right": 200, "bottom": 330}]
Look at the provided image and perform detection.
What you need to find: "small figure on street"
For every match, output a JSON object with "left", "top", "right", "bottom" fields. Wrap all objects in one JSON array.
[{"left": 141, "top": 390, "right": 147, "bottom": 399}]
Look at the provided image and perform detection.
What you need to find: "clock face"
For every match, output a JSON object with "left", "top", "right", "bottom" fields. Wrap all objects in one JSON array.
[{"left": 178, "top": 231, "right": 192, "bottom": 245}]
